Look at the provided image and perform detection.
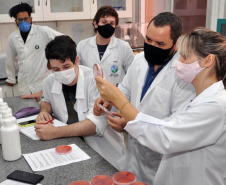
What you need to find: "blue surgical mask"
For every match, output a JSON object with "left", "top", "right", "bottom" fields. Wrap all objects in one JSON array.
[{"left": 19, "top": 21, "right": 31, "bottom": 32}]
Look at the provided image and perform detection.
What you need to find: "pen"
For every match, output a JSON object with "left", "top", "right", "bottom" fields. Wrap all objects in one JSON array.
[{"left": 44, "top": 118, "right": 55, "bottom": 125}]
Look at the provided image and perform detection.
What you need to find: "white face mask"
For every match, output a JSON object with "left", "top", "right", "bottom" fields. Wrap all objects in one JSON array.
[
  {"left": 176, "top": 60, "right": 205, "bottom": 83},
  {"left": 54, "top": 67, "right": 76, "bottom": 85}
]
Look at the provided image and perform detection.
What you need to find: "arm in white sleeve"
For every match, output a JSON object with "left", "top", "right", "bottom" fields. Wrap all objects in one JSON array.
[
  {"left": 125, "top": 100, "right": 224, "bottom": 154},
  {"left": 5, "top": 39, "right": 17, "bottom": 84},
  {"left": 86, "top": 79, "right": 108, "bottom": 136},
  {"left": 44, "top": 26, "right": 63, "bottom": 41}
]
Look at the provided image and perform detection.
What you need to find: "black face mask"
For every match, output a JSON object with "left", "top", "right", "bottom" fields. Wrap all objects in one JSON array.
[
  {"left": 97, "top": 24, "right": 115, "bottom": 39},
  {"left": 144, "top": 42, "right": 174, "bottom": 66}
]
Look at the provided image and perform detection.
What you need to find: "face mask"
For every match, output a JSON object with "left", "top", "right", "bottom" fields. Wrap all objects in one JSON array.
[
  {"left": 176, "top": 60, "right": 205, "bottom": 83},
  {"left": 19, "top": 21, "right": 31, "bottom": 32},
  {"left": 54, "top": 67, "right": 76, "bottom": 85},
  {"left": 144, "top": 42, "right": 174, "bottom": 66},
  {"left": 97, "top": 24, "right": 115, "bottom": 39}
]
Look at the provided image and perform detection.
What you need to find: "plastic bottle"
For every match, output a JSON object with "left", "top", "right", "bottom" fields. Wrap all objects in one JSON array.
[
  {"left": 1, "top": 117, "right": 22, "bottom": 161},
  {"left": 0, "top": 98, "right": 3, "bottom": 103},
  {"left": 0, "top": 102, "right": 9, "bottom": 144}
]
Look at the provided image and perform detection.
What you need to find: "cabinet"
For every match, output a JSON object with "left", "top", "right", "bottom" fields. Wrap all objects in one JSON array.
[
  {"left": 0, "top": 0, "right": 132, "bottom": 23},
  {"left": 0, "top": 0, "right": 43, "bottom": 23},
  {"left": 91, "top": 0, "right": 132, "bottom": 18}
]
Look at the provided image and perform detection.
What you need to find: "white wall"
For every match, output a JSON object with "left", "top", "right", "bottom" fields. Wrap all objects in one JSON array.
[{"left": 0, "top": 18, "right": 131, "bottom": 52}]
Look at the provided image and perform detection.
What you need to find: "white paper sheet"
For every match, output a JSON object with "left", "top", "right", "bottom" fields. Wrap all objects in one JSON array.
[
  {"left": 0, "top": 179, "right": 41, "bottom": 185},
  {"left": 23, "top": 144, "right": 90, "bottom": 171},
  {"left": 17, "top": 116, "right": 67, "bottom": 140}
]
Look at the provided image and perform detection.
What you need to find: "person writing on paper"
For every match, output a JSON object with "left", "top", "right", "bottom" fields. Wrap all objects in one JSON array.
[
  {"left": 94, "top": 12, "right": 195, "bottom": 184},
  {"left": 6, "top": 3, "right": 62, "bottom": 98},
  {"left": 95, "top": 28, "right": 226, "bottom": 185},
  {"left": 35, "top": 35, "right": 127, "bottom": 171},
  {"left": 77, "top": 6, "right": 134, "bottom": 86}
]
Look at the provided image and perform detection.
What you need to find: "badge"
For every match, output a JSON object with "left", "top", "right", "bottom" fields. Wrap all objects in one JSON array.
[
  {"left": 35, "top": 45, "right": 39, "bottom": 49},
  {"left": 111, "top": 65, "right": 118, "bottom": 73}
]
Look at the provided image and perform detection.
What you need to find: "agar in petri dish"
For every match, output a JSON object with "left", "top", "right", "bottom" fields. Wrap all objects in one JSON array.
[
  {"left": 90, "top": 175, "right": 114, "bottom": 185},
  {"left": 113, "top": 171, "right": 136, "bottom": 185},
  {"left": 55, "top": 145, "right": 72, "bottom": 154},
  {"left": 93, "top": 63, "right": 103, "bottom": 78}
]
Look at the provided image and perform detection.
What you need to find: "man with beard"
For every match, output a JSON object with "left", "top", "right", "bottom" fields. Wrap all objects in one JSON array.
[{"left": 5, "top": 2, "right": 62, "bottom": 98}]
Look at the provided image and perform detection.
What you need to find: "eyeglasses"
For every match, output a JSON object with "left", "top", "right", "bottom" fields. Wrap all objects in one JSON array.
[{"left": 16, "top": 17, "right": 31, "bottom": 23}]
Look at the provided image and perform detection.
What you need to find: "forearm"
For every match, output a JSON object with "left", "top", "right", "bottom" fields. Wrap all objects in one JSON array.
[
  {"left": 40, "top": 101, "right": 52, "bottom": 114},
  {"left": 113, "top": 93, "right": 139, "bottom": 122},
  {"left": 55, "top": 119, "right": 96, "bottom": 138}
]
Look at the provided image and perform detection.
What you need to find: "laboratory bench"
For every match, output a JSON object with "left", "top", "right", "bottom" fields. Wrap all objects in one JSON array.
[{"left": 0, "top": 96, "right": 118, "bottom": 184}]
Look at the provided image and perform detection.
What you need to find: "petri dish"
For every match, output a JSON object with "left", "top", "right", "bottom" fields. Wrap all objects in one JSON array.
[
  {"left": 55, "top": 145, "right": 72, "bottom": 154},
  {"left": 130, "top": 182, "right": 149, "bottom": 185},
  {"left": 70, "top": 181, "right": 91, "bottom": 185},
  {"left": 93, "top": 63, "right": 103, "bottom": 78},
  {"left": 113, "top": 171, "right": 136, "bottom": 185},
  {"left": 90, "top": 175, "right": 114, "bottom": 185}
]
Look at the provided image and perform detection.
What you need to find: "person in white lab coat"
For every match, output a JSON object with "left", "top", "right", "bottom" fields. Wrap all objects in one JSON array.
[
  {"left": 5, "top": 3, "right": 62, "bottom": 96},
  {"left": 94, "top": 12, "right": 195, "bottom": 184},
  {"left": 95, "top": 28, "right": 226, "bottom": 185},
  {"left": 35, "top": 35, "right": 127, "bottom": 171},
  {"left": 77, "top": 6, "right": 134, "bottom": 86}
]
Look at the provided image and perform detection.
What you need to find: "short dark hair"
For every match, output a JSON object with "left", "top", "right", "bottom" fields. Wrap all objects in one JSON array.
[
  {"left": 93, "top": 6, "right": 119, "bottom": 32},
  {"left": 9, "top": 3, "right": 33, "bottom": 19},
  {"left": 45, "top": 35, "right": 77, "bottom": 65},
  {"left": 148, "top": 12, "right": 183, "bottom": 44}
]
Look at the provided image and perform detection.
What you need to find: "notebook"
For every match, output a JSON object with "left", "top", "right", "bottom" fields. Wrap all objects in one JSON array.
[{"left": 16, "top": 115, "right": 66, "bottom": 140}]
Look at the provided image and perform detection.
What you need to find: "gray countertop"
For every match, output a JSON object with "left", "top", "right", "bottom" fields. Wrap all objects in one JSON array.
[{"left": 1, "top": 97, "right": 118, "bottom": 185}]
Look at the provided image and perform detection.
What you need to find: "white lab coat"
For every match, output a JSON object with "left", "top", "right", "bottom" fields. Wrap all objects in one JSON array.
[
  {"left": 77, "top": 36, "right": 134, "bottom": 85},
  {"left": 118, "top": 52, "right": 196, "bottom": 184},
  {"left": 42, "top": 65, "right": 127, "bottom": 170},
  {"left": 5, "top": 25, "right": 62, "bottom": 95},
  {"left": 125, "top": 81, "right": 226, "bottom": 185}
]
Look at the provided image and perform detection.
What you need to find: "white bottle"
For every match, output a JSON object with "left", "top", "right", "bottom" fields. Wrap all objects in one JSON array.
[
  {"left": 1, "top": 117, "right": 22, "bottom": 161},
  {"left": 0, "top": 102, "right": 8, "bottom": 113},
  {"left": 0, "top": 88, "right": 3, "bottom": 99},
  {"left": 0, "top": 98, "right": 3, "bottom": 103},
  {"left": 0, "top": 103, "right": 9, "bottom": 144}
]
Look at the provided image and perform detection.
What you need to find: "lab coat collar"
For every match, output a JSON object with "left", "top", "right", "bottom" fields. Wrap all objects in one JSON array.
[
  {"left": 140, "top": 52, "right": 179, "bottom": 102},
  {"left": 90, "top": 35, "right": 117, "bottom": 48},
  {"left": 190, "top": 81, "right": 225, "bottom": 105},
  {"left": 90, "top": 35, "right": 117, "bottom": 63},
  {"left": 51, "top": 66, "right": 85, "bottom": 99},
  {"left": 14, "top": 24, "right": 37, "bottom": 43}
]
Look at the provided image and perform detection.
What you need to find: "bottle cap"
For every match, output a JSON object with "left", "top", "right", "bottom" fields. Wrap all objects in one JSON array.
[
  {"left": 0, "top": 102, "right": 8, "bottom": 108},
  {"left": 113, "top": 171, "right": 136, "bottom": 185},
  {"left": 70, "top": 181, "right": 91, "bottom": 185},
  {"left": 2, "top": 108, "right": 12, "bottom": 119},
  {"left": 93, "top": 63, "right": 103, "bottom": 78},
  {"left": 90, "top": 175, "right": 113, "bottom": 185},
  {"left": 4, "top": 117, "right": 16, "bottom": 126},
  {"left": 55, "top": 145, "right": 72, "bottom": 154}
]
